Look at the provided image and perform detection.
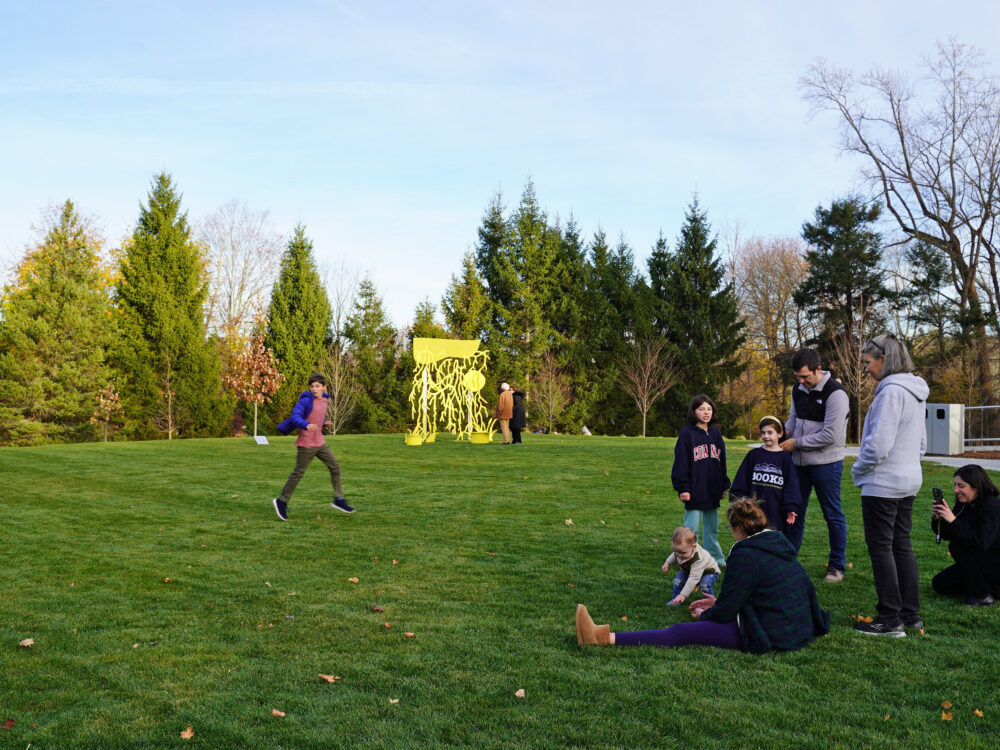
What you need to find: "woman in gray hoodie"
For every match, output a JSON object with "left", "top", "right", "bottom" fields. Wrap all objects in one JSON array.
[{"left": 851, "top": 334, "right": 929, "bottom": 637}]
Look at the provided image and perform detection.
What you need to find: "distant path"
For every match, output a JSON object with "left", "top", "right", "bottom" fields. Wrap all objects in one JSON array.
[{"left": 843, "top": 446, "right": 1000, "bottom": 472}]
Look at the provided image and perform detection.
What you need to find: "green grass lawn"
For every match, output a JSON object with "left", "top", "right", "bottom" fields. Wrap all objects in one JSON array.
[{"left": 2, "top": 434, "right": 998, "bottom": 748}]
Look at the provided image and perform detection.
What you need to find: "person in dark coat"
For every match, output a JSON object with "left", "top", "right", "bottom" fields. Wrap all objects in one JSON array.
[
  {"left": 510, "top": 387, "right": 526, "bottom": 444},
  {"left": 932, "top": 464, "right": 1000, "bottom": 606},
  {"left": 575, "top": 499, "right": 830, "bottom": 653}
]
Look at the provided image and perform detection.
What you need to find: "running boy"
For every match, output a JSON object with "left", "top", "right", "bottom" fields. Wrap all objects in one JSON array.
[{"left": 272, "top": 373, "right": 355, "bottom": 520}]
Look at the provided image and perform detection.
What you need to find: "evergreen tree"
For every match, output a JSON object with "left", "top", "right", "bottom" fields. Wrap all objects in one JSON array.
[
  {"left": 409, "top": 298, "right": 448, "bottom": 346},
  {"left": 264, "top": 224, "right": 333, "bottom": 424},
  {"left": 441, "top": 252, "right": 490, "bottom": 341},
  {"left": 796, "top": 197, "right": 892, "bottom": 344},
  {"left": 660, "top": 197, "right": 745, "bottom": 421},
  {"left": 344, "top": 277, "right": 406, "bottom": 432},
  {"left": 113, "top": 174, "right": 230, "bottom": 439},
  {"left": 646, "top": 231, "right": 672, "bottom": 337},
  {"left": 0, "top": 201, "right": 114, "bottom": 445}
]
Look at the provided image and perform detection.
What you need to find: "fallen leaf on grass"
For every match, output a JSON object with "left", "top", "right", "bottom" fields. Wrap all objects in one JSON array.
[
  {"left": 404, "top": 632, "right": 415, "bottom": 638},
  {"left": 389, "top": 698, "right": 399, "bottom": 704},
  {"left": 974, "top": 709, "right": 984, "bottom": 717},
  {"left": 941, "top": 701, "right": 952, "bottom": 709},
  {"left": 392, "top": 559, "right": 399, "bottom": 564},
  {"left": 318, "top": 674, "right": 340, "bottom": 683},
  {"left": 272, "top": 709, "right": 285, "bottom": 717},
  {"left": 566, "top": 583, "right": 575, "bottom": 588},
  {"left": 514, "top": 689, "right": 525, "bottom": 698},
  {"left": 920, "top": 629, "right": 926, "bottom": 635},
  {"left": 564, "top": 519, "right": 573, "bottom": 525},
  {"left": 265, "top": 582, "right": 271, "bottom": 587},
  {"left": 847, "top": 562, "right": 854, "bottom": 568},
  {"left": 70, "top": 582, "right": 75, "bottom": 587},
  {"left": 19, "top": 638, "right": 34, "bottom": 648},
  {"left": 604, "top": 471, "right": 609, "bottom": 476},
  {"left": 884, "top": 714, "right": 890, "bottom": 721},
  {"left": 348, "top": 577, "right": 360, "bottom": 584},
  {"left": 620, "top": 616, "right": 627, "bottom": 621},
  {"left": 487, "top": 552, "right": 495, "bottom": 557},
  {"left": 372, "top": 557, "right": 378, "bottom": 562},
  {"left": 3, "top": 719, "right": 14, "bottom": 730},
  {"left": 384, "top": 622, "right": 393, "bottom": 628},
  {"left": 941, "top": 712, "right": 953, "bottom": 721},
  {"left": 180, "top": 726, "right": 194, "bottom": 739},
  {"left": 132, "top": 643, "right": 139, "bottom": 649},
  {"left": 163, "top": 578, "right": 172, "bottom": 583},
  {"left": 372, "top": 605, "right": 385, "bottom": 612},
  {"left": 646, "top": 491, "right": 651, "bottom": 494}
]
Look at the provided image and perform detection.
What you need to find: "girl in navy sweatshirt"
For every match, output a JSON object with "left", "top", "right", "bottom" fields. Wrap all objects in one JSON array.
[
  {"left": 731, "top": 416, "right": 800, "bottom": 536},
  {"left": 671, "top": 395, "right": 730, "bottom": 566}
]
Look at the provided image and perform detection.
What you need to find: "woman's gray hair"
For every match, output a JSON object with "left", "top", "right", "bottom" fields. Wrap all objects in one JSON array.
[{"left": 861, "top": 333, "right": 914, "bottom": 379}]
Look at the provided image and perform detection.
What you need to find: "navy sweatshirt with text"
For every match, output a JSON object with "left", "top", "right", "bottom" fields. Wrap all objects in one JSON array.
[
  {"left": 730, "top": 447, "right": 801, "bottom": 529},
  {"left": 671, "top": 424, "right": 730, "bottom": 511}
]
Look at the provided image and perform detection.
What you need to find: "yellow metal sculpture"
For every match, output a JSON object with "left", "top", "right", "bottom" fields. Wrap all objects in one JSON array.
[{"left": 406, "top": 338, "right": 496, "bottom": 445}]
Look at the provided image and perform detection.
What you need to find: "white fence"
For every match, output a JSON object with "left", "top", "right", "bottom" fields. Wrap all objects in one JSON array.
[{"left": 964, "top": 405, "right": 1000, "bottom": 450}]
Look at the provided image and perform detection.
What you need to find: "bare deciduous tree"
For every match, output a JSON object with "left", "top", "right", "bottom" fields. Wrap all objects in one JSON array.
[
  {"left": 801, "top": 38, "right": 1000, "bottom": 401},
  {"left": 321, "top": 258, "right": 362, "bottom": 346},
  {"left": 319, "top": 343, "right": 360, "bottom": 436},
  {"left": 198, "top": 200, "right": 282, "bottom": 339},
  {"left": 533, "top": 351, "right": 572, "bottom": 433},
  {"left": 827, "top": 295, "right": 876, "bottom": 443},
  {"left": 616, "top": 338, "right": 680, "bottom": 437}
]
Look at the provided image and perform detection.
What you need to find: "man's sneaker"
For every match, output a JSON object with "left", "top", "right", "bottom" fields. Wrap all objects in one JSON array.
[
  {"left": 824, "top": 569, "right": 845, "bottom": 583},
  {"left": 964, "top": 594, "right": 994, "bottom": 606},
  {"left": 903, "top": 617, "right": 925, "bottom": 631},
  {"left": 853, "top": 619, "right": 905, "bottom": 637},
  {"left": 331, "top": 497, "right": 356, "bottom": 514},
  {"left": 273, "top": 498, "right": 288, "bottom": 521}
]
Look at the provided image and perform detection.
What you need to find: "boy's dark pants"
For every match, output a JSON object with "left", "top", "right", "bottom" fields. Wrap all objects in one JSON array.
[{"left": 280, "top": 445, "right": 342, "bottom": 502}]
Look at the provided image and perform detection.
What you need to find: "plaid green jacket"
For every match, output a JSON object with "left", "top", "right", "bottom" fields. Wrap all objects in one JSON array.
[{"left": 702, "top": 530, "right": 830, "bottom": 654}]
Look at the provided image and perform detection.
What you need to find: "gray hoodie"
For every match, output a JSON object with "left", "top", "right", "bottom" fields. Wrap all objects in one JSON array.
[{"left": 851, "top": 373, "right": 930, "bottom": 498}]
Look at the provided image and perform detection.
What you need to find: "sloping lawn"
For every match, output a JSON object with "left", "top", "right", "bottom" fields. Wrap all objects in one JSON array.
[{"left": 2, "top": 434, "right": 997, "bottom": 748}]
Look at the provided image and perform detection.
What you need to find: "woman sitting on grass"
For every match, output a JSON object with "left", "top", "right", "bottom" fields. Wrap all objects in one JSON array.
[
  {"left": 576, "top": 499, "right": 830, "bottom": 653},
  {"left": 931, "top": 464, "right": 1000, "bottom": 606}
]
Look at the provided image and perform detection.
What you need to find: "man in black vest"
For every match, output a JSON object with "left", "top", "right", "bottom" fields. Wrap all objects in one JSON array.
[{"left": 781, "top": 348, "right": 850, "bottom": 582}]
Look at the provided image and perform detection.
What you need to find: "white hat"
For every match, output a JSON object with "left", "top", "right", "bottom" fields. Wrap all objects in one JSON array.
[{"left": 501, "top": 382, "right": 510, "bottom": 390}]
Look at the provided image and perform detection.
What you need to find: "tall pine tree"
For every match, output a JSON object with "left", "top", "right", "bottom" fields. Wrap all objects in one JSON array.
[
  {"left": 0, "top": 201, "right": 115, "bottom": 445},
  {"left": 114, "top": 174, "right": 230, "bottom": 439},
  {"left": 264, "top": 224, "right": 333, "bottom": 424},
  {"left": 660, "top": 197, "right": 744, "bottom": 425}
]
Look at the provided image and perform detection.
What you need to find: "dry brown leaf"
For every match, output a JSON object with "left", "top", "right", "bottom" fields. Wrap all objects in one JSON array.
[
  {"left": 389, "top": 698, "right": 399, "bottom": 704},
  {"left": 974, "top": 709, "right": 985, "bottom": 717},
  {"left": 392, "top": 559, "right": 399, "bottom": 564},
  {"left": 620, "top": 616, "right": 628, "bottom": 621},
  {"left": 132, "top": 643, "right": 139, "bottom": 649},
  {"left": 163, "top": 578, "right": 172, "bottom": 583},
  {"left": 514, "top": 688, "right": 525, "bottom": 698},
  {"left": 564, "top": 519, "right": 573, "bottom": 526},
  {"left": 847, "top": 562, "right": 854, "bottom": 568},
  {"left": 18, "top": 638, "right": 34, "bottom": 648},
  {"left": 272, "top": 709, "right": 285, "bottom": 717},
  {"left": 348, "top": 577, "right": 360, "bottom": 584},
  {"left": 372, "top": 605, "right": 385, "bottom": 612},
  {"left": 180, "top": 726, "right": 194, "bottom": 739},
  {"left": 318, "top": 674, "right": 340, "bottom": 683},
  {"left": 404, "top": 632, "right": 415, "bottom": 638},
  {"left": 69, "top": 582, "right": 75, "bottom": 587},
  {"left": 941, "top": 701, "right": 953, "bottom": 709},
  {"left": 941, "top": 712, "right": 953, "bottom": 721},
  {"left": 265, "top": 582, "right": 271, "bottom": 587},
  {"left": 371, "top": 557, "right": 377, "bottom": 562},
  {"left": 859, "top": 616, "right": 873, "bottom": 623},
  {"left": 883, "top": 714, "right": 890, "bottom": 721},
  {"left": 566, "top": 583, "right": 575, "bottom": 588},
  {"left": 384, "top": 622, "right": 393, "bottom": 628},
  {"left": 4, "top": 719, "right": 15, "bottom": 731},
  {"left": 604, "top": 471, "right": 609, "bottom": 475},
  {"left": 600, "top": 520, "right": 606, "bottom": 525}
]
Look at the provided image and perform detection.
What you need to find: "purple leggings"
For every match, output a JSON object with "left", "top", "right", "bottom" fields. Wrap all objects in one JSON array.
[{"left": 614, "top": 620, "right": 741, "bottom": 649}]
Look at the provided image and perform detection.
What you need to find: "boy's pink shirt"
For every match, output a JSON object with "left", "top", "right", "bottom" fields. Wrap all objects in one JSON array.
[{"left": 295, "top": 396, "right": 328, "bottom": 448}]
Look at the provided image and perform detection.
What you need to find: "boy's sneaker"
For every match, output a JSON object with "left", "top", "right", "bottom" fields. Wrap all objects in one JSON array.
[
  {"left": 853, "top": 619, "right": 905, "bottom": 637},
  {"left": 824, "top": 568, "right": 845, "bottom": 583},
  {"left": 332, "top": 497, "right": 356, "bottom": 514},
  {"left": 273, "top": 498, "right": 288, "bottom": 521},
  {"left": 903, "top": 617, "right": 925, "bottom": 631}
]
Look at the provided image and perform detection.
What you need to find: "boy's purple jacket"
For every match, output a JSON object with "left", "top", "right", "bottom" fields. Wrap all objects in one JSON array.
[{"left": 276, "top": 391, "right": 330, "bottom": 435}]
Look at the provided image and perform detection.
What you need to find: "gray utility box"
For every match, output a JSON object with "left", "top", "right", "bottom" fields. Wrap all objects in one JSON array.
[{"left": 925, "top": 403, "right": 964, "bottom": 456}]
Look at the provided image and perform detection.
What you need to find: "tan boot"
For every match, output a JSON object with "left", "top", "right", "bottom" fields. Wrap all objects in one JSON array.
[{"left": 576, "top": 604, "right": 611, "bottom": 645}]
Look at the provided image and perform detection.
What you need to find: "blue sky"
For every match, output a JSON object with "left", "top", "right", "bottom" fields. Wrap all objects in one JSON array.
[{"left": 3, "top": 1, "right": 1000, "bottom": 325}]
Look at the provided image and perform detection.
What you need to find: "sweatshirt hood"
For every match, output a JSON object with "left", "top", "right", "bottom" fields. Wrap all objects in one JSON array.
[
  {"left": 876, "top": 373, "right": 929, "bottom": 402},
  {"left": 732, "top": 529, "right": 797, "bottom": 561}
]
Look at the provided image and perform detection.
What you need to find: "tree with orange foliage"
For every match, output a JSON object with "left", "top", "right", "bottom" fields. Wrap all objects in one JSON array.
[{"left": 224, "top": 322, "right": 285, "bottom": 437}]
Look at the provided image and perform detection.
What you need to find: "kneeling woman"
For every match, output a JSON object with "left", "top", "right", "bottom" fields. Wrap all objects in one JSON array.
[
  {"left": 931, "top": 464, "right": 1000, "bottom": 606},
  {"left": 576, "top": 499, "right": 830, "bottom": 653}
]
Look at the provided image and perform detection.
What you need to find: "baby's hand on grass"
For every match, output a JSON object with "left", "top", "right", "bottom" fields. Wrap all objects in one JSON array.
[
  {"left": 662, "top": 561, "right": 671, "bottom": 574},
  {"left": 669, "top": 594, "right": 685, "bottom": 606}
]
